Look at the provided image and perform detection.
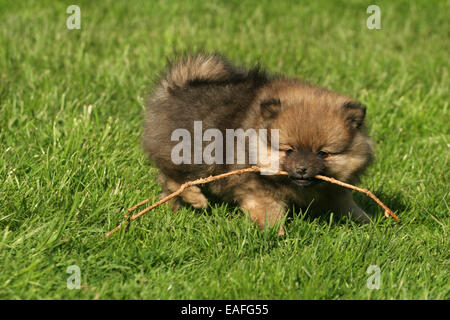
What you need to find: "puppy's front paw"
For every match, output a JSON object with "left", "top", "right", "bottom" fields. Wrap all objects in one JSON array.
[
  {"left": 190, "top": 193, "right": 208, "bottom": 209},
  {"left": 180, "top": 185, "right": 208, "bottom": 209}
]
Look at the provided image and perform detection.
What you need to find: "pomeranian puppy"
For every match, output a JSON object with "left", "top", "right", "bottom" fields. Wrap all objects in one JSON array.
[{"left": 143, "top": 54, "right": 374, "bottom": 235}]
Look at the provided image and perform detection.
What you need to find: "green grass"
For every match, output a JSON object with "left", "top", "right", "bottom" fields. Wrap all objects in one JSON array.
[{"left": 0, "top": 0, "right": 448, "bottom": 299}]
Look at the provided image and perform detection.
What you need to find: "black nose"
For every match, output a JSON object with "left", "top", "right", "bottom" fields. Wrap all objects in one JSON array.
[{"left": 296, "top": 166, "right": 307, "bottom": 174}]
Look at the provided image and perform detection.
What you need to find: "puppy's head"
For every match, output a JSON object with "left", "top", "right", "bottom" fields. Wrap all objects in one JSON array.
[{"left": 260, "top": 84, "right": 374, "bottom": 185}]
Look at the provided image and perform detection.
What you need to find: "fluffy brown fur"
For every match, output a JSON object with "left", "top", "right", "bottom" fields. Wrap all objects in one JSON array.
[{"left": 143, "top": 54, "right": 374, "bottom": 235}]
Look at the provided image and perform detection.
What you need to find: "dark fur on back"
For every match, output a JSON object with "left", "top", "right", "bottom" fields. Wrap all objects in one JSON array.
[{"left": 144, "top": 54, "right": 271, "bottom": 181}]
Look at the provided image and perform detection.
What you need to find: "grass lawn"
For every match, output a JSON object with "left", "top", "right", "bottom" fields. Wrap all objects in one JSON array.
[{"left": 0, "top": 0, "right": 448, "bottom": 299}]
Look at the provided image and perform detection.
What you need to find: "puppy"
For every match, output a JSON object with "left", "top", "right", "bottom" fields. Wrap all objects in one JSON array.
[{"left": 143, "top": 54, "right": 374, "bottom": 235}]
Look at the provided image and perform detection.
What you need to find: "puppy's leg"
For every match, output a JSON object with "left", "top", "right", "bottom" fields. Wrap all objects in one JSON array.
[
  {"left": 328, "top": 189, "right": 372, "bottom": 223},
  {"left": 179, "top": 185, "right": 208, "bottom": 209},
  {"left": 158, "top": 173, "right": 208, "bottom": 210},
  {"left": 346, "top": 200, "right": 372, "bottom": 223},
  {"left": 158, "top": 173, "right": 182, "bottom": 211},
  {"left": 239, "top": 195, "right": 287, "bottom": 235}
]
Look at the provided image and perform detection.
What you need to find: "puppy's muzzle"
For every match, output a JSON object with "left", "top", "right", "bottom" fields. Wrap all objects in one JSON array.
[{"left": 285, "top": 150, "right": 325, "bottom": 187}]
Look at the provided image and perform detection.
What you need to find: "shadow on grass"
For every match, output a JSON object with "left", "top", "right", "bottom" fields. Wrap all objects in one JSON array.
[
  {"left": 354, "top": 189, "right": 407, "bottom": 220},
  {"left": 285, "top": 189, "right": 407, "bottom": 226},
  {"left": 172, "top": 187, "right": 407, "bottom": 230}
]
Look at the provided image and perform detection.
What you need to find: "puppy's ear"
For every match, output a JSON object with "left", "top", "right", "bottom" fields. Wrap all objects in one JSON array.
[
  {"left": 343, "top": 101, "right": 366, "bottom": 129},
  {"left": 260, "top": 98, "right": 282, "bottom": 119}
]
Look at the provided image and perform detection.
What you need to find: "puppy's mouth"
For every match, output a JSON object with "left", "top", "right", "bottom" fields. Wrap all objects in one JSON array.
[{"left": 290, "top": 177, "right": 317, "bottom": 187}]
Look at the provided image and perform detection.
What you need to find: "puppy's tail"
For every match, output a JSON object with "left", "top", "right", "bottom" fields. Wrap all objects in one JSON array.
[{"left": 160, "top": 54, "right": 236, "bottom": 90}]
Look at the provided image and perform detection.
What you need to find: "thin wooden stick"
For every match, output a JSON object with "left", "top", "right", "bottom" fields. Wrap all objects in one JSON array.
[
  {"left": 124, "top": 198, "right": 153, "bottom": 219},
  {"left": 105, "top": 167, "right": 260, "bottom": 238},
  {"left": 105, "top": 166, "right": 398, "bottom": 239},
  {"left": 314, "top": 175, "right": 399, "bottom": 221}
]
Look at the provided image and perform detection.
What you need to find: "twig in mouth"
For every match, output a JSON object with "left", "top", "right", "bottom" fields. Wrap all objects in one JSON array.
[{"left": 105, "top": 166, "right": 398, "bottom": 239}]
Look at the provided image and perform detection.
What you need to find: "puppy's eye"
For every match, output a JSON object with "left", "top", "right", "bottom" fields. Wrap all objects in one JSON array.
[
  {"left": 285, "top": 148, "right": 294, "bottom": 155},
  {"left": 317, "top": 150, "right": 329, "bottom": 159}
]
